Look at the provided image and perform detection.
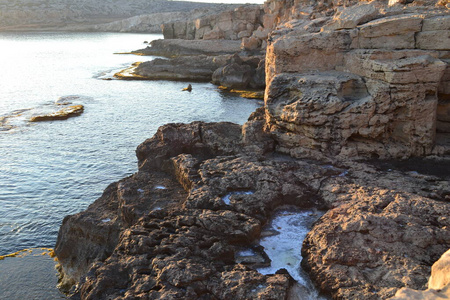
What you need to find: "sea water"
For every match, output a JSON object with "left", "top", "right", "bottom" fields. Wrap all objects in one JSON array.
[{"left": 0, "top": 32, "right": 261, "bottom": 256}]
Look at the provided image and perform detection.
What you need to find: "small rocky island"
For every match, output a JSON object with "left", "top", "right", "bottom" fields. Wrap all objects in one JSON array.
[{"left": 54, "top": 0, "right": 449, "bottom": 299}]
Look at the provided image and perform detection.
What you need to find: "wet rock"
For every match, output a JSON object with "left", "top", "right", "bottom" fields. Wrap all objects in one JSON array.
[
  {"left": 29, "top": 105, "right": 84, "bottom": 122},
  {"left": 182, "top": 84, "right": 192, "bottom": 92}
]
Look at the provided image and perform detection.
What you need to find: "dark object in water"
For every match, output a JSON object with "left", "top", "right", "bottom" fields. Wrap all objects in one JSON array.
[{"left": 182, "top": 84, "right": 192, "bottom": 92}]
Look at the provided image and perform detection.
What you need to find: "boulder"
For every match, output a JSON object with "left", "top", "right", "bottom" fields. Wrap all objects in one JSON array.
[
  {"left": 212, "top": 54, "right": 265, "bottom": 89},
  {"left": 388, "top": 249, "right": 450, "bottom": 299},
  {"left": 429, "top": 249, "right": 450, "bottom": 290}
]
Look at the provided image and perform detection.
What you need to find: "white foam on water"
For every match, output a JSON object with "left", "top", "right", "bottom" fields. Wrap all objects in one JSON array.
[
  {"left": 257, "top": 208, "right": 325, "bottom": 299},
  {"left": 222, "top": 191, "right": 254, "bottom": 205}
]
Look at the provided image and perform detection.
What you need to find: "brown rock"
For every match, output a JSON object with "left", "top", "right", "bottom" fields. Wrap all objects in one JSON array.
[{"left": 29, "top": 105, "right": 84, "bottom": 122}]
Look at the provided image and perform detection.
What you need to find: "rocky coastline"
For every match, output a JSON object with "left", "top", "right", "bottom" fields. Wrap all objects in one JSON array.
[
  {"left": 55, "top": 0, "right": 449, "bottom": 299},
  {"left": 0, "top": 0, "right": 237, "bottom": 32}
]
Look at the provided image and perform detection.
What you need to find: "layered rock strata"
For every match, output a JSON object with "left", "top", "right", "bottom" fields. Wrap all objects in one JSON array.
[
  {"left": 55, "top": 1, "right": 450, "bottom": 300},
  {"left": 265, "top": 8, "right": 450, "bottom": 159},
  {"left": 132, "top": 39, "right": 242, "bottom": 57},
  {"left": 82, "top": 5, "right": 239, "bottom": 33},
  {"left": 161, "top": 5, "right": 264, "bottom": 41},
  {"left": 116, "top": 56, "right": 228, "bottom": 81}
]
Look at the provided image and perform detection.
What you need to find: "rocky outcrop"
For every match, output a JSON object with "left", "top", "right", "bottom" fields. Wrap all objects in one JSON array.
[
  {"left": 264, "top": 7, "right": 450, "bottom": 159},
  {"left": 120, "top": 44, "right": 266, "bottom": 90},
  {"left": 0, "top": 0, "right": 231, "bottom": 31},
  {"left": 212, "top": 54, "right": 265, "bottom": 89},
  {"left": 161, "top": 5, "right": 263, "bottom": 40},
  {"left": 303, "top": 167, "right": 450, "bottom": 299},
  {"left": 29, "top": 105, "right": 84, "bottom": 122},
  {"left": 116, "top": 55, "right": 228, "bottom": 81},
  {"left": 55, "top": 118, "right": 450, "bottom": 299},
  {"left": 54, "top": 1, "right": 450, "bottom": 300},
  {"left": 389, "top": 249, "right": 450, "bottom": 299},
  {"left": 133, "top": 39, "right": 242, "bottom": 57}
]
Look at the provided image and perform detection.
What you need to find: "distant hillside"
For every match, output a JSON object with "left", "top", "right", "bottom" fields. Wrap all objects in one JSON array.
[{"left": 0, "top": 0, "right": 237, "bottom": 31}]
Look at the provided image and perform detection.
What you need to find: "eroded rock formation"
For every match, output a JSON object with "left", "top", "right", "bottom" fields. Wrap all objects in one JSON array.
[
  {"left": 265, "top": 4, "right": 450, "bottom": 159},
  {"left": 161, "top": 5, "right": 264, "bottom": 40},
  {"left": 55, "top": 118, "right": 450, "bottom": 299},
  {"left": 55, "top": 0, "right": 450, "bottom": 299}
]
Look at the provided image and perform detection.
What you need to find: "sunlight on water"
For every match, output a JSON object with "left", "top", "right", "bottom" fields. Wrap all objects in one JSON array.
[{"left": 0, "top": 32, "right": 261, "bottom": 256}]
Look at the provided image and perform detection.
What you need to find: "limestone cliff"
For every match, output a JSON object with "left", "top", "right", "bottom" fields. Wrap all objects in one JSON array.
[
  {"left": 54, "top": 0, "right": 450, "bottom": 299},
  {"left": 264, "top": 1, "right": 449, "bottom": 159}
]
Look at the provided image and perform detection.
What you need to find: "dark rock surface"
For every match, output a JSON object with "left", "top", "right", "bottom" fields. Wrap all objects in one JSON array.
[
  {"left": 132, "top": 55, "right": 228, "bottom": 82},
  {"left": 55, "top": 117, "right": 450, "bottom": 300},
  {"left": 212, "top": 54, "right": 265, "bottom": 89}
]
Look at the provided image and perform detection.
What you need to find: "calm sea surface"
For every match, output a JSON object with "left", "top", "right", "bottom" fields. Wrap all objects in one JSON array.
[{"left": 0, "top": 32, "right": 260, "bottom": 256}]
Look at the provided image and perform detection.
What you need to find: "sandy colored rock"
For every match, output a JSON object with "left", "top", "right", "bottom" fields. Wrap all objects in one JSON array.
[
  {"left": 162, "top": 4, "right": 263, "bottom": 41},
  {"left": 388, "top": 249, "right": 450, "bottom": 299},
  {"left": 429, "top": 249, "right": 450, "bottom": 290},
  {"left": 322, "top": 3, "right": 379, "bottom": 31},
  {"left": 133, "top": 39, "right": 242, "bottom": 57},
  {"left": 29, "top": 105, "right": 84, "bottom": 122}
]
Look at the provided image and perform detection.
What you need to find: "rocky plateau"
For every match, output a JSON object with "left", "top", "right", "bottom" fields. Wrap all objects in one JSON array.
[{"left": 55, "top": 0, "right": 450, "bottom": 299}]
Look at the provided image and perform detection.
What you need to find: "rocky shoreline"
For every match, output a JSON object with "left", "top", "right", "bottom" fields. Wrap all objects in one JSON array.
[{"left": 54, "top": 0, "right": 449, "bottom": 299}]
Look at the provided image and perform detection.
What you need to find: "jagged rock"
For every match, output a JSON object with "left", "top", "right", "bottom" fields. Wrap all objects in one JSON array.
[
  {"left": 55, "top": 170, "right": 187, "bottom": 291},
  {"left": 56, "top": 121, "right": 330, "bottom": 299},
  {"left": 212, "top": 54, "right": 265, "bottom": 89},
  {"left": 389, "top": 249, "right": 450, "bottom": 299},
  {"left": 162, "top": 5, "right": 263, "bottom": 41},
  {"left": 56, "top": 118, "right": 450, "bottom": 300},
  {"left": 303, "top": 181, "right": 450, "bottom": 299}
]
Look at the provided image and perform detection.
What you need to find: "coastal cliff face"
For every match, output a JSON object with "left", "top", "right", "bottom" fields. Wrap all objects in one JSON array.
[
  {"left": 264, "top": 1, "right": 449, "bottom": 159},
  {"left": 0, "top": 0, "right": 233, "bottom": 31},
  {"left": 55, "top": 0, "right": 450, "bottom": 299}
]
